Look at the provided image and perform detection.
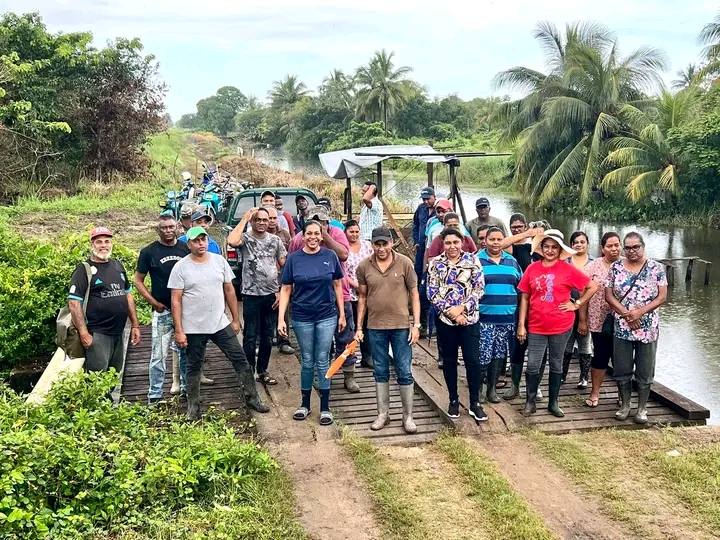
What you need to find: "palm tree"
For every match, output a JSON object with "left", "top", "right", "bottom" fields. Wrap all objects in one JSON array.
[
  {"left": 320, "top": 69, "right": 355, "bottom": 109},
  {"left": 268, "top": 75, "right": 308, "bottom": 110},
  {"left": 698, "top": 11, "right": 720, "bottom": 78},
  {"left": 491, "top": 22, "right": 667, "bottom": 206},
  {"left": 671, "top": 64, "right": 698, "bottom": 90},
  {"left": 355, "top": 50, "right": 415, "bottom": 135}
]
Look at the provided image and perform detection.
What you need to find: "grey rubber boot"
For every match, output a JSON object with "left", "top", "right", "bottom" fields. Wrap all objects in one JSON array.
[
  {"left": 399, "top": 384, "right": 417, "bottom": 433},
  {"left": 486, "top": 358, "right": 502, "bottom": 403},
  {"left": 547, "top": 372, "right": 564, "bottom": 417},
  {"left": 185, "top": 373, "right": 201, "bottom": 420},
  {"left": 170, "top": 351, "right": 181, "bottom": 395},
  {"left": 503, "top": 363, "right": 523, "bottom": 400},
  {"left": 236, "top": 368, "right": 270, "bottom": 413},
  {"left": 577, "top": 354, "right": 591, "bottom": 389},
  {"left": 370, "top": 382, "right": 391, "bottom": 431},
  {"left": 561, "top": 352, "right": 572, "bottom": 384},
  {"left": 634, "top": 385, "right": 651, "bottom": 424},
  {"left": 200, "top": 369, "right": 215, "bottom": 385},
  {"left": 615, "top": 380, "right": 632, "bottom": 421},
  {"left": 343, "top": 365, "right": 360, "bottom": 393},
  {"left": 522, "top": 372, "right": 540, "bottom": 417}
]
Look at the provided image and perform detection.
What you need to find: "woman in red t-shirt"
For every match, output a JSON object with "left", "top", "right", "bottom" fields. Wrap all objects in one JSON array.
[{"left": 517, "top": 230, "right": 598, "bottom": 418}]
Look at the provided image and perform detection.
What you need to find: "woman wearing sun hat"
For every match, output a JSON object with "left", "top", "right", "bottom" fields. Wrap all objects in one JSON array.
[{"left": 516, "top": 229, "right": 599, "bottom": 417}]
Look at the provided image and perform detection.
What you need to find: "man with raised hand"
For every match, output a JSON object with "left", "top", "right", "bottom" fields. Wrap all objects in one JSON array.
[
  {"left": 168, "top": 226, "right": 269, "bottom": 420},
  {"left": 359, "top": 181, "right": 383, "bottom": 241},
  {"left": 67, "top": 227, "right": 141, "bottom": 372}
]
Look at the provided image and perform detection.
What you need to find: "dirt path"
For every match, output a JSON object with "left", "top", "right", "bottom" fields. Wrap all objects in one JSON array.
[
  {"left": 254, "top": 353, "right": 381, "bottom": 540},
  {"left": 470, "top": 433, "right": 637, "bottom": 540}
]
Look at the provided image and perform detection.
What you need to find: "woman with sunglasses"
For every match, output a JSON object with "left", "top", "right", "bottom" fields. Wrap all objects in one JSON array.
[{"left": 605, "top": 232, "right": 667, "bottom": 424}]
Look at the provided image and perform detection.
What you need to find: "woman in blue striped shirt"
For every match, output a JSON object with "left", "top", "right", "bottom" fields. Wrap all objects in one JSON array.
[{"left": 478, "top": 227, "right": 523, "bottom": 403}]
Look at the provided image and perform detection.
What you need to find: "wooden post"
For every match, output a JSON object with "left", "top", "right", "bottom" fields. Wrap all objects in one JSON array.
[
  {"left": 705, "top": 262, "right": 711, "bottom": 285},
  {"left": 666, "top": 264, "right": 675, "bottom": 287},
  {"left": 455, "top": 184, "right": 468, "bottom": 224},
  {"left": 449, "top": 162, "right": 457, "bottom": 210},
  {"left": 345, "top": 177, "right": 352, "bottom": 221},
  {"left": 427, "top": 163, "right": 434, "bottom": 188},
  {"left": 379, "top": 198, "right": 414, "bottom": 262},
  {"left": 376, "top": 162, "right": 383, "bottom": 197},
  {"left": 686, "top": 258, "right": 695, "bottom": 282}
]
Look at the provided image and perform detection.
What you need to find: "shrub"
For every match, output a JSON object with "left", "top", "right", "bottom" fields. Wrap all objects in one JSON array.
[
  {"left": 0, "top": 220, "right": 151, "bottom": 370},
  {"left": 0, "top": 371, "right": 276, "bottom": 539}
]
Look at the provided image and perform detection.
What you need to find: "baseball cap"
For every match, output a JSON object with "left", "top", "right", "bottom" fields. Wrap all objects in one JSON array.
[
  {"left": 420, "top": 187, "right": 435, "bottom": 199},
  {"left": 371, "top": 226, "right": 393, "bottom": 243},
  {"left": 308, "top": 205, "right": 330, "bottom": 221},
  {"left": 435, "top": 199, "right": 453, "bottom": 211},
  {"left": 180, "top": 203, "right": 195, "bottom": 217},
  {"left": 186, "top": 226, "right": 208, "bottom": 241},
  {"left": 475, "top": 197, "right": 490, "bottom": 207},
  {"left": 261, "top": 190, "right": 276, "bottom": 199},
  {"left": 317, "top": 197, "right": 332, "bottom": 208},
  {"left": 191, "top": 209, "right": 211, "bottom": 222},
  {"left": 295, "top": 194, "right": 306, "bottom": 202},
  {"left": 90, "top": 226, "right": 113, "bottom": 240}
]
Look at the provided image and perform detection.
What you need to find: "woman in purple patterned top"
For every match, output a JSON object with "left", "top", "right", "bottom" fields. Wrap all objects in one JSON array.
[{"left": 605, "top": 232, "right": 667, "bottom": 424}]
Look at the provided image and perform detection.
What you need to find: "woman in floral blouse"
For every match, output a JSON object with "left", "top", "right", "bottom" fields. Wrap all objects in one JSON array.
[
  {"left": 579, "top": 232, "right": 622, "bottom": 407},
  {"left": 605, "top": 232, "right": 667, "bottom": 424},
  {"left": 427, "top": 228, "right": 486, "bottom": 421},
  {"left": 345, "top": 220, "right": 374, "bottom": 368}
]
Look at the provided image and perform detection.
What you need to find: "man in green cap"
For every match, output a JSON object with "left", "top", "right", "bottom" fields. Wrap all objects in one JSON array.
[{"left": 168, "top": 226, "right": 269, "bottom": 419}]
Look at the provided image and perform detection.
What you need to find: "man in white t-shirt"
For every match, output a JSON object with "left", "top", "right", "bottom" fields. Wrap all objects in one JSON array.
[
  {"left": 359, "top": 181, "right": 383, "bottom": 240},
  {"left": 168, "top": 226, "right": 270, "bottom": 419}
]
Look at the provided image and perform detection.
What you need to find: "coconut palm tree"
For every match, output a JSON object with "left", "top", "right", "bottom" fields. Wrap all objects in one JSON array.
[
  {"left": 320, "top": 69, "right": 355, "bottom": 109},
  {"left": 491, "top": 22, "right": 667, "bottom": 207},
  {"left": 698, "top": 11, "right": 720, "bottom": 79},
  {"left": 355, "top": 50, "right": 415, "bottom": 135},
  {"left": 671, "top": 63, "right": 699, "bottom": 90},
  {"left": 268, "top": 75, "right": 308, "bottom": 110}
]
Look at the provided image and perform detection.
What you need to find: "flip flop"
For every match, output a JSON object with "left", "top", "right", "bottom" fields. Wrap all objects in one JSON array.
[
  {"left": 258, "top": 372, "right": 278, "bottom": 385},
  {"left": 585, "top": 397, "right": 599, "bottom": 408},
  {"left": 293, "top": 407, "right": 310, "bottom": 420}
]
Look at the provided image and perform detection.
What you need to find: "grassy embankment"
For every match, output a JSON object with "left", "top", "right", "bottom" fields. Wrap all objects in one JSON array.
[{"left": 525, "top": 427, "right": 720, "bottom": 540}]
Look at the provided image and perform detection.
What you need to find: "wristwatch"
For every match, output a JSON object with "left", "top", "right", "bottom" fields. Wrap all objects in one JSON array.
[
  {"left": 574, "top": 299, "right": 583, "bottom": 307},
  {"left": 413, "top": 323, "right": 422, "bottom": 328}
]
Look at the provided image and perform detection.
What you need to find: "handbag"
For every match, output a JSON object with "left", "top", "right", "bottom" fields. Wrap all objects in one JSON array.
[
  {"left": 56, "top": 262, "right": 92, "bottom": 358},
  {"left": 602, "top": 261, "right": 648, "bottom": 336}
]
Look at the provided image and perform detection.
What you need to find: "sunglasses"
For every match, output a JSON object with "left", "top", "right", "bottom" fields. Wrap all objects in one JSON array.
[{"left": 623, "top": 244, "right": 644, "bottom": 251}]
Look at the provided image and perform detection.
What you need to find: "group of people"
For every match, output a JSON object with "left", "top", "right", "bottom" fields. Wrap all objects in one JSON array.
[{"left": 66, "top": 183, "right": 668, "bottom": 430}]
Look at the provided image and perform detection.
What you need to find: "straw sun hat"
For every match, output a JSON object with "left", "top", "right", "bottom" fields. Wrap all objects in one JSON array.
[{"left": 531, "top": 229, "right": 576, "bottom": 260}]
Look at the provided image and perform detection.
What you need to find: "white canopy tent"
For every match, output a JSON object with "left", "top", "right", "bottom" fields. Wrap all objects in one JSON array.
[{"left": 318, "top": 145, "right": 453, "bottom": 180}]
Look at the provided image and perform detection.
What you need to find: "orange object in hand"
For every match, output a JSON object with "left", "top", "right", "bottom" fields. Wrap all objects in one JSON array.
[{"left": 325, "top": 340, "right": 358, "bottom": 379}]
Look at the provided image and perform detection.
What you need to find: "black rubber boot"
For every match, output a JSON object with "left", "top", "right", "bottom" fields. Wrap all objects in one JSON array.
[
  {"left": 522, "top": 372, "right": 540, "bottom": 417},
  {"left": 185, "top": 373, "right": 201, "bottom": 421},
  {"left": 486, "top": 358, "right": 502, "bottom": 403},
  {"left": 237, "top": 368, "right": 270, "bottom": 413},
  {"left": 547, "top": 372, "right": 565, "bottom": 417},
  {"left": 577, "top": 354, "right": 591, "bottom": 389},
  {"left": 503, "top": 363, "right": 523, "bottom": 400},
  {"left": 615, "top": 380, "right": 632, "bottom": 421},
  {"left": 561, "top": 352, "right": 572, "bottom": 384}
]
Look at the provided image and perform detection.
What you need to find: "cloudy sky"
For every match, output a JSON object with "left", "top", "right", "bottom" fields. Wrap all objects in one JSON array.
[{"left": 2, "top": 0, "right": 716, "bottom": 119}]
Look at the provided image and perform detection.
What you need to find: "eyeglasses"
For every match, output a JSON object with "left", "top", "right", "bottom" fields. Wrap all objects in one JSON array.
[{"left": 623, "top": 244, "right": 644, "bottom": 252}]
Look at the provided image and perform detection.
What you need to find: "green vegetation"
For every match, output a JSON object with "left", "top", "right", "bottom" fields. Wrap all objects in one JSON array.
[
  {"left": 340, "top": 429, "right": 423, "bottom": 539},
  {"left": 0, "top": 371, "right": 306, "bottom": 539},
  {"left": 436, "top": 435, "right": 556, "bottom": 540},
  {"left": 0, "top": 12, "right": 165, "bottom": 198}
]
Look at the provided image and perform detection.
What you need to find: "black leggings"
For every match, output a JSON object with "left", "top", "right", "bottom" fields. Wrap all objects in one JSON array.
[{"left": 590, "top": 331, "right": 613, "bottom": 370}]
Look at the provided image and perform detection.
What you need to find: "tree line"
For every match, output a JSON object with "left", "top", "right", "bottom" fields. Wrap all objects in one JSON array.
[
  {"left": 179, "top": 13, "right": 720, "bottom": 219},
  {"left": 0, "top": 12, "right": 166, "bottom": 197}
]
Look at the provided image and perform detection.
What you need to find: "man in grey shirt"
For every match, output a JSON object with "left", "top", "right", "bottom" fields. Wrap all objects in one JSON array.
[
  {"left": 169, "top": 226, "right": 269, "bottom": 419},
  {"left": 227, "top": 207, "right": 287, "bottom": 385},
  {"left": 466, "top": 197, "right": 509, "bottom": 247}
]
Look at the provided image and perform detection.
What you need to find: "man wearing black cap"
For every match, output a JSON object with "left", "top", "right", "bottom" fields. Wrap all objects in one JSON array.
[
  {"left": 179, "top": 208, "right": 222, "bottom": 255},
  {"left": 412, "top": 187, "right": 436, "bottom": 336},
  {"left": 355, "top": 226, "right": 421, "bottom": 433},
  {"left": 467, "top": 197, "right": 508, "bottom": 247}
]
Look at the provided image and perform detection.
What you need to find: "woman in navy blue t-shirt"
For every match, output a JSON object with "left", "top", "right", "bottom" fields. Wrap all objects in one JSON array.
[{"left": 278, "top": 220, "right": 346, "bottom": 425}]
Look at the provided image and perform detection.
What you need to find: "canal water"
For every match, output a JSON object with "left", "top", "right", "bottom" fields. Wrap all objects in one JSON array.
[{"left": 259, "top": 151, "right": 720, "bottom": 422}]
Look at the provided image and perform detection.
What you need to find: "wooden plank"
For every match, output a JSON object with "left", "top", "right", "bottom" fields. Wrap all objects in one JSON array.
[
  {"left": 337, "top": 408, "right": 436, "bottom": 421},
  {"left": 344, "top": 416, "right": 446, "bottom": 428},
  {"left": 648, "top": 381, "right": 710, "bottom": 420},
  {"left": 363, "top": 422, "right": 448, "bottom": 438},
  {"left": 370, "top": 432, "right": 440, "bottom": 446}
]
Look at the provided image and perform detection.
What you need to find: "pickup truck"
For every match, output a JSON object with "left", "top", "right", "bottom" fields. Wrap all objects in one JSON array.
[{"left": 222, "top": 187, "right": 318, "bottom": 297}]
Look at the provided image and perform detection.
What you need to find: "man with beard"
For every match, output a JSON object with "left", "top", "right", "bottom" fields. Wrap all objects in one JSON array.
[
  {"left": 134, "top": 214, "right": 191, "bottom": 403},
  {"left": 227, "top": 207, "right": 287, "bottom": 384},
  {"left": 67, "top": 227, "right": 141, "bottom": 372},
  {"left": 169, "top": 226, "right": 270, "bottom": 419}
]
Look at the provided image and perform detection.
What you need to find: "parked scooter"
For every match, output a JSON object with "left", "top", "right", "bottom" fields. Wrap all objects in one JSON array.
[{"left": 159, "top": 171, "right": 197, "bottom": 218}]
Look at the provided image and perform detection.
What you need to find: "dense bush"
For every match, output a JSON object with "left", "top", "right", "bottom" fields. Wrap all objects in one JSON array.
[
  {"left": 0, "top": 371, "right": 276, "bottom": 539},
  {"left": 0, "top": 220, "right": 151, "bottom": 370}
]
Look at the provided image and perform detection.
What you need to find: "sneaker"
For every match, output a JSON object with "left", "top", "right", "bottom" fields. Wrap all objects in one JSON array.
[
  {"left": 447, "top": 400, "right": 460, "bottom": 418},
  {"left": 469, "top": 402, "right": 488, "bottom": 422},
  {"left": 279, "top": 344, "right": 295, "bottom": 355}
]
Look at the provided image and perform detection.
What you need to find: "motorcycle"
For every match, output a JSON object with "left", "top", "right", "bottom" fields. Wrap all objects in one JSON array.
[{"left": 159, "top": 171, "right": 197, "bottom": 218}]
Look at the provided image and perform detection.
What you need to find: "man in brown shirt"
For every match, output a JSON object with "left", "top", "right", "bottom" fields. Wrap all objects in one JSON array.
[{"left": 355, "top": 226, "right": 421, "bottom": 434}]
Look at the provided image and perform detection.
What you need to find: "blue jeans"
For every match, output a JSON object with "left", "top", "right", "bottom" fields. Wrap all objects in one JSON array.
[
  {"left": 149, "top": 310, "right": 187, "bottom": 399},
  {"left": 368, "top": 329, "right": 414, "bottom": 386},
  {"left": 293, "top": 316, "right": 337, "bottom": 391}
]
